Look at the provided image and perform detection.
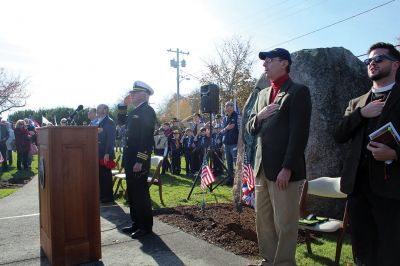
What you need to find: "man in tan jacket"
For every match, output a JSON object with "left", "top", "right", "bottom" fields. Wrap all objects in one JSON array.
[{"left": 248, "top": 48, "right": 311, "bottom": 266}]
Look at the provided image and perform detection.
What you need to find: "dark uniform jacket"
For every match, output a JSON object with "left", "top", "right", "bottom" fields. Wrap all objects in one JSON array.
[
  {"left": 123, "top": 102, "right": 156, "bottom": 170},
  {"left": 98, "top": 115, "right": 116, "bottom": 160},
  {"left": 334, "top": 82, "right": 400, "bottom": 200},
  {"left": 182, "top": 135, "right": 195, "bottom": 153},
  {"left": 0, "top": 123, "right": 9, "bottom": 144},
  {"left": 248, "top": 78, "right": 311, "bottom": 182}
]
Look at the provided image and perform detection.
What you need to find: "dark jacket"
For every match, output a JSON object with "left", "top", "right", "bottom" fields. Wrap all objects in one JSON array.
[
  {"left": 334, "top": 82, "right": 400, "bottom": 199},
  {"left": 182, "top": 135, "right": 195, "bottom": 153},
  {"left": 248, "top": 78, "right": 311, "bottom": 182},
  {"left": 98, "top": 115, "right": 116, "bottom": 160},
  {"left": 223, "top": 111, "right": 239, "bottom": 145},
  {"left": 123, "top": 102, "right": 156, "bottom": 170},
  {"left": 0, "top": 123, "right": 9, "bottom": 144},
  {"left": 14, "top": 127, "right": 31, "bottom": 153}
]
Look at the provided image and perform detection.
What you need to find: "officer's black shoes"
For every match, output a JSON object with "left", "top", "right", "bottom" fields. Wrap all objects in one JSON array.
[
  {"left": 121, "top": 225, "right": 138, "bottom": 234},
  {"left": 130, "top": 229, "right": 152, "bottom": 239}
]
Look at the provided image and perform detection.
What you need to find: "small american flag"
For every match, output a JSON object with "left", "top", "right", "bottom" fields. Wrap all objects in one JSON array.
[
  {"left": 200, "top": 159, "right": 216, "bottom": 190},
  {"left": 243, "top": 152, "right": 254, "bottom": 190}
]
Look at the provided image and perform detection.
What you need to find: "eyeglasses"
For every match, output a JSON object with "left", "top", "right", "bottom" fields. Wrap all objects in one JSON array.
[
  {"left": 264, "top": 58, "right": 283, "bottom": 64},
  {"left": 363, "top": 54, "right": 397, "bottom": 65}
]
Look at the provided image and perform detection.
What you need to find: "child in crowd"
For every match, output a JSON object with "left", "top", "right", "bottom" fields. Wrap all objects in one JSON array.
[
  {"left": 154, "top": 128, "right": 168, "bottom": 155},
  {"left": 211, "top": 124, "right": 224, "bottom": 176},
  {"left": 193, "top": 127, "right": 210, "bottom": 171},
  {"left": 213, "top": 114, "right": 224, "bottom": 128},
  {"left": 161, "top": 122, "right": 172, "bottom": 174},
  {"left": 169, "top": 130, "right": 182, "bottom": 175},
  {"left": 181, "top": 128, "right": 195, "bottom": 176}
]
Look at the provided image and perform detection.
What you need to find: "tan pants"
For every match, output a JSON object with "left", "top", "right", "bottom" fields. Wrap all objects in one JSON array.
[{"left": 255, "top": 168, "right": 301, "bottom": 266}]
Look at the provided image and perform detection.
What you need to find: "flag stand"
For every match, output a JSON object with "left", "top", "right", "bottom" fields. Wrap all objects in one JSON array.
[{"left": 186, "top": 112, "right": 233, "bottom": 200}]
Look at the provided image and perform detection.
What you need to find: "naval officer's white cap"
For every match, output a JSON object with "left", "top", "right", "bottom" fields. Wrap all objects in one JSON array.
[{"left": 130, "top": 81, "right": 154, "bottom": 95}]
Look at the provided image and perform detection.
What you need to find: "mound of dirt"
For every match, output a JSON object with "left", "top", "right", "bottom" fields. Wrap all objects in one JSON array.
[{"left": 155, "top": 203, "right": 260, "bottom": 258}]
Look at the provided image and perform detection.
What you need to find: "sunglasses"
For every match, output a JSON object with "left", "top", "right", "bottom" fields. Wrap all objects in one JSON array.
[
  {"left": 264, "top": 57, "right": 283, "bottom": 64},
  {"left": 364, "top": 54, "right": 397, "bottom": 65}
]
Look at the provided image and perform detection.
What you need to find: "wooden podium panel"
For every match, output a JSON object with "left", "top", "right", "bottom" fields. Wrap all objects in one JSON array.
[{"left": 38, "top": 127, "right": 101, "bottom": 266}]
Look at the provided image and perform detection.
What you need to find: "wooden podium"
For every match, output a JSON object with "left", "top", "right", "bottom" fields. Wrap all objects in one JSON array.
[{"left": 38, "top": 126, "right": 101, "bottom": 265}]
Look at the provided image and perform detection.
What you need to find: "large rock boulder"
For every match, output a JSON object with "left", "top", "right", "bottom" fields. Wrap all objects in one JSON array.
[
  {"left": 290, "top": 47, "right": 370, "bottom": 179},
  {"left": 290, "top": 47, "right": 371, "bottom": 217}
]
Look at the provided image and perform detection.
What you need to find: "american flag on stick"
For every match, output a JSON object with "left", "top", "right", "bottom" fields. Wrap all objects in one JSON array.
[
  {"left": 200, "top": 159, "right": 216, "bottom": 190},
  {"left": 242, "top": 152, "right": 255, "bottom": 207},
  {"left": 243, "top": 152, "right": 255, "bottom": 191}
]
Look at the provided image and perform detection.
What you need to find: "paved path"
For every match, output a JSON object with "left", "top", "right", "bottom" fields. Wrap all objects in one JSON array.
[{"left": 0, "top": 177, "right": 251, "bottom": 266}]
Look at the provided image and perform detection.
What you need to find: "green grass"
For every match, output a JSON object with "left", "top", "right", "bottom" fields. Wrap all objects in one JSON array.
[
  {"left": 112, "top": 157, "right": 355, "bottom": 265},
  {"left": 114, "top": 167, "right": 233, "bottom": 209},
  {"left": 296, "top": 234, "right": 354, "bottom": 266},
  {"left": 113, "top": 151, "right": 233, "bottom": 209},
  {"left": 0, "top": 188, "right": 17, "bottom": 199},
  {"left": 0, "top": 152, "right": 38, "bottom": 198}
]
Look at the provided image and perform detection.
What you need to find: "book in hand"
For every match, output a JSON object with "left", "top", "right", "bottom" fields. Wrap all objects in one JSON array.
[{"left": 369, "top": 122, "right": 400, "bottom": 149}]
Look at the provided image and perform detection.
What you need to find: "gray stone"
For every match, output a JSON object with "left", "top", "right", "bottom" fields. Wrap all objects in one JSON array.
[
  {"left": 290, "top": 47, "right": 370, "bottom": 180},
  {"left": 290, "top": 47, "right": 371, "bottom": 217}
]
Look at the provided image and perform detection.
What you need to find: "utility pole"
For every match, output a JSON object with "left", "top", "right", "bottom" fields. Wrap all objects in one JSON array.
[{"left": 167, "top": 48, "right": 189, "bottom": 127}]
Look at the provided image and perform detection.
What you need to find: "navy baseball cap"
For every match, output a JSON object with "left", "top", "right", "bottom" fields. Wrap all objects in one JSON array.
[{"left": 259, "top": 48, "right": 292, "bottom": 65}]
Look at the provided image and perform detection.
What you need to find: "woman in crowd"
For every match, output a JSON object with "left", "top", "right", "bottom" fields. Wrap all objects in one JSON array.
[{"left": 14, "top": 120, "right": 31, "bottom": 170}]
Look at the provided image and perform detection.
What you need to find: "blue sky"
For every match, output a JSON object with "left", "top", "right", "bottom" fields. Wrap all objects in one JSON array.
[{"left": 0, "top": 0, "right": 399, "bottom": 118}]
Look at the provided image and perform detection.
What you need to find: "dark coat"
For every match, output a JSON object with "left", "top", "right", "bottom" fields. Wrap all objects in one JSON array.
[
  {"left": 123, "top": 102, "right": 156, "bottom": 170},
  {"left": 98, "top": 115, "right": 116, "bottom": 160},
  {"left": 14, "top": 127, "right": 31, "bottom": 153},
  {"left": 248, "top": 78, "right": 312, "bottom": 181},
  {"left": 0, "top": 123, "right": 9, "bottom": 144},
  {"left": 334, "top": 82, "right": 400, "bottom": 200}
]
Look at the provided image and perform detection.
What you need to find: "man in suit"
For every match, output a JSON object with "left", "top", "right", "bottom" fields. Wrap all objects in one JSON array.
[
  {"left": 121, "top": 81, "right": 156, "bottom": 239},
  {"left": 334, "top": 42, "right": 400, "bottom": 266},
  {"left": 247, "top": 48, "right": 311, "bottom": 266},
  {"left": 97, "top": 104, "right": 116, "bottom": 203}
]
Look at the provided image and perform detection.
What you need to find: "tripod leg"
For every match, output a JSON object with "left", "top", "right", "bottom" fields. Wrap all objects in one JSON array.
[
  {"left": 209, "top": 150, "right": 232, "bottom": 192},
  {"left": 187, "top": 168, "right": 202, "bottom": 200}
]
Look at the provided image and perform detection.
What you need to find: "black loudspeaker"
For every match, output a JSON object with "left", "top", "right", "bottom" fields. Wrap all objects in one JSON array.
[{"left": 200, "top": 84, "right": 219, "bottom": 113}]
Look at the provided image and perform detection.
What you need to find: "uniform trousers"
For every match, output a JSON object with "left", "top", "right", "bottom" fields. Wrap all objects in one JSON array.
[
  {"left": 126, "top": 167, "right": 153, "bottom": 231},
  {"left": 255, "top": 167, "right": 301, "bottom": 266}
]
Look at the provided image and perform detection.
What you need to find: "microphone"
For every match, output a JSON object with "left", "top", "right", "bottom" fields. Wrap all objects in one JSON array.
[{"left": 67, "top": 105, "right": 84, "bottom": 124}]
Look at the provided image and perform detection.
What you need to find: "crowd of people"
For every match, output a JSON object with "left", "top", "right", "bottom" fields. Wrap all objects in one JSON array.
[
  {"left": 152, "top": 105, "right": 238, "bottom": 185},
  {"left": 0, "top": 118, "right": 40, "bottom": 172}
]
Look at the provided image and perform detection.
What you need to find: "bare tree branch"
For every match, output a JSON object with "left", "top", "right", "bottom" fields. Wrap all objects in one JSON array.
[
  {"left": 0, "top": 68, "right": 29, "bottom": 114},
  {"left": 201, "top": 36, "right": 256, "bottom": 108}
]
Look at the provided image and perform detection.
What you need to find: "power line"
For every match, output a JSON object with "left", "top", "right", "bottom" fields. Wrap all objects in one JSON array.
[
  {"left": 264, "top": 0, "right": 397, "bottom": 49},
  {"left": 229, "top": 0, "right": 296, "bottom": 27},
  {"left": 239, "top": 0, "right": 325, "bottom": 34},
  {"left": 180, "top": 69, "right": 201, "bottom": 81}
]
